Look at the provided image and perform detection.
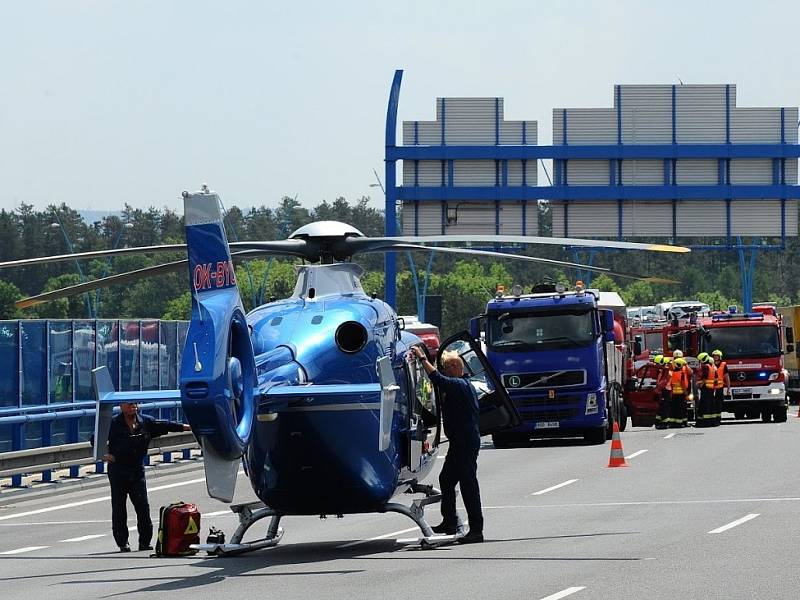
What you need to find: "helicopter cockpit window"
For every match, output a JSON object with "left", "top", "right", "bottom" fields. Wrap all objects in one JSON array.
[
  {"left": 411, "top": 357, "right": 438, "bottom": 426},
  {"left": 443, "top": 340, "right": 494, "bottom": 399}
]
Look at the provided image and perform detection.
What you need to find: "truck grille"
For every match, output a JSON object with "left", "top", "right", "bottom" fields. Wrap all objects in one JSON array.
[
  {"left": 518, "top": 395, "right": 583, "bottom": 407},
  {"left": 522, "top": 408, "right": 581, "bottom": 421},
  {"left": 503, "top": 370, "right": 585, "bottom": 389}
]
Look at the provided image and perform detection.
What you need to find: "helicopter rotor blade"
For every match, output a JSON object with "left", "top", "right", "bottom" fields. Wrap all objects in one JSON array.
[
  {"left": 14, "top": 250, "right": 270, "bottom": 309},
  {"left": 229, "top": 239, "right": 308, "bottom": 256},
  {"left": 338, "top": 234, "right": 690, "bottom": 256},
  {"left": 0, "top": 239, "right": 309, "bottom": 271},
  {"left": 0, "top": 244, "right": 187, "bottom": 270},
  {"left": 369, "top": 244, "right": 612, "bottom": 272},
  {"left": 379, "top": 244, "right": 680, "bottom": 284}
]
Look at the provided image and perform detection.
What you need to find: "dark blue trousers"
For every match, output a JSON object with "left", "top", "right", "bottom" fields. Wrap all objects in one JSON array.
[
  {"left": 108, "top": 465, "right": 152, "bottom": 548},
  {"left": 439, "top": 443, "right": 483, "bottom": 533}
]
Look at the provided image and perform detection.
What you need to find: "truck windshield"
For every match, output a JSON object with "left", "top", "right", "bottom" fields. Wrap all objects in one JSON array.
[
  {"left": 702, "top": 325, "right": 780, "bottom": 359},
  {"left": 487, "top": 309, "right": 596, "bottom": 351}
]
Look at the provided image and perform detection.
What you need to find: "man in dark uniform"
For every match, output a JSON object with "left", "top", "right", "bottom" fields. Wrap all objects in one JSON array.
[
  {"left": 103, "top": 402, "right": 190, "bottom": 552},
  {"left": 412, "top": 345, "right": 484, "bottom": 544}
]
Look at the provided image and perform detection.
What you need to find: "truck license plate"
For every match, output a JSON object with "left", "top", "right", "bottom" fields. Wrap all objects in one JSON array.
[
  {"left": 733, "top": 388, "right": 752, "bottom": 396},
  {"left": 534, "top": 421, "right": 560, "bottom": 429}
]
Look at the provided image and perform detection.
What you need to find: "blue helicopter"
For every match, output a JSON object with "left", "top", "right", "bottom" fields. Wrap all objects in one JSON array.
[{"left": 4, "top": 186, "right": 687, "bottom": 554}]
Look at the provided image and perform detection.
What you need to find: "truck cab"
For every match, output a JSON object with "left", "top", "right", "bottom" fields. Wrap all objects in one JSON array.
[
  {"left": 470, "top": 283, "right": 625, "bottom": 446},
  {"left": 697, "top": 311, "right": 787, "bottom": 422}
]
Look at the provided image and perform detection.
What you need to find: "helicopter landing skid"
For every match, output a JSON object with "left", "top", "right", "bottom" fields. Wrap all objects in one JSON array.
[
  {"left": 382, "top": 483, "right": 465, "bottom": 549},
  {"left": 191, "top": 501, "right": 284, "bottom": 556}
]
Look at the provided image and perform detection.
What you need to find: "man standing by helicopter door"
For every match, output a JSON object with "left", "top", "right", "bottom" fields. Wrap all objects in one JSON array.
[{"left": 412, "top": 345, "right": 484, "bottom": 544}]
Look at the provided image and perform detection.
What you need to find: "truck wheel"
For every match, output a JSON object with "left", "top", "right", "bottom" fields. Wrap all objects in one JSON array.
[
  {"left": 493, "top": 432, "right": 527, "bottom": 448},
  {"left": 617, "top": 402, "right": 628, "bottom": 432},
  {"left": 734, "top": 411, "right": 745, "bottom": 420},
  {"left": 585, "top": 427, "right": 606, "bottom": 445},
  {"left": 773, "top": 406, "right": 788, "bottom": 423},
  {"left": 761, "top": 409, "right": 772, "bottom": 423},
  {"left": 492, "top": 433, "right": 514, "bottom": 449}
]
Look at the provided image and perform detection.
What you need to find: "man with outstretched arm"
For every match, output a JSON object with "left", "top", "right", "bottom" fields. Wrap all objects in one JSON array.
[
  {"left": 103, "top": 402, "right": 191, "bottom": 552},
  {"left": 412, "top": 345, "right": 484, "bottom": 544}
]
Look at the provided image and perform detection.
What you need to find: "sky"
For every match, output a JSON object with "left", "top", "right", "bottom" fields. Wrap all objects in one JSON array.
[{"left": 1, "top": 0, "right": 798, "bottom": 214}]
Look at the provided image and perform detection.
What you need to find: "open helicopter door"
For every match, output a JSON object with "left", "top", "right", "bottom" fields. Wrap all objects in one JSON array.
[{"left": 436, "top": 332, "right": 521, "bottom": 435}]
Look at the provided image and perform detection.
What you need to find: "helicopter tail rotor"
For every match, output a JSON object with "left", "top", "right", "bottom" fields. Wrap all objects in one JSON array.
[{"left": 179, "top": 188, "right": 257, "bottom": 502}]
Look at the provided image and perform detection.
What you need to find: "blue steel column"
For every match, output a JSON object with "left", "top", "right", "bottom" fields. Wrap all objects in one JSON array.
[
  {"left": 737, "top": 235, "right": 756, "bottom": 311},
  {"left": 384, "top": 70, "right": 403, "bottom": 308},
  {"left": 12, "top": 321, "right": 23, "bottom": 486}
]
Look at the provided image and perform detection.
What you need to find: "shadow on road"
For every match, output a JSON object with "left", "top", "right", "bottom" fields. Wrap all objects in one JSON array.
[{"left": 0, "top": 529, "right": 648, "bottom": 595}]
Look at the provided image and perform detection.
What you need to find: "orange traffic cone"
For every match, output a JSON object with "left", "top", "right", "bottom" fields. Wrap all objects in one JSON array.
[{"left": 607, "top": 421, "right": 628, "bottom": 468}]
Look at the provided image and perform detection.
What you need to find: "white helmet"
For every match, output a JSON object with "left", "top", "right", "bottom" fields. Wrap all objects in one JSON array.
[{"left": 672, "top": 349, "right": 684, "bottom": 358}]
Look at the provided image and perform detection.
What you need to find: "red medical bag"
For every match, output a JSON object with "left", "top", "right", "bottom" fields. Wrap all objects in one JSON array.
[{"left": 155, "top": 502, "right": 201, "bottom": 556}]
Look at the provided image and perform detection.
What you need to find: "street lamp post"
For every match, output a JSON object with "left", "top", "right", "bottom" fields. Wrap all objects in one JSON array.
[
  {"left": 50, "top": 214, "right": 93, "bottom": 318},
  {"left": 94, "top": 221, "right": 133, "bottom": 318}
]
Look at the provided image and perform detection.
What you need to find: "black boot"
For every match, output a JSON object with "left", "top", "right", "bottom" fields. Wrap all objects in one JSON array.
[
  {"left": 431, "top": 521, "right": 457, "bottom": 535},
  {"left": 458, "top": 530, "right": 484, "bottom": 544}
]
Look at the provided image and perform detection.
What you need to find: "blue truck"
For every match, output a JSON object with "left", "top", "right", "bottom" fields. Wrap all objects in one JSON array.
[{"left": 469, "top": 283, "right": 627, "bottom": 446}]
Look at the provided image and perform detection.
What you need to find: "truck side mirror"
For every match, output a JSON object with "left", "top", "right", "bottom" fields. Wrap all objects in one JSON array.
[
  {"left": 786, "top": 327, "right": 794, "bottom": 345},
  {"left": 601, "top": 309, "right": 615, "bottom": 333},
  {"left": 787, "top": 344, "right": 795, "bottom": 354},
  {"left": 633, "top": 340, "right": 643, "bottom": 356},
  {"left": 469, "top": 316, "right": 483, "bottom": 339}
]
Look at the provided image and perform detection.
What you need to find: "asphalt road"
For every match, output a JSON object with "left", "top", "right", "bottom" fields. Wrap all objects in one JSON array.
[{"left": 1, "top": 415, "right": 799, "bottom": 600}]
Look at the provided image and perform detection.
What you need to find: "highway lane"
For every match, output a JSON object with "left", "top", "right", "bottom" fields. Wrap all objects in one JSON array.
[{"left": 1, "top": 415, "right": 799, "bottom": 599}]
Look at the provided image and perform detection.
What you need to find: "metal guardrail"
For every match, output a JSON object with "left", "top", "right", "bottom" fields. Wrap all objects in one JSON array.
[
  {"left": 0, "top": 431, "right": 199, "bottom": 479},
  {"left": 0, "top": 399, "right": 186, "bottom": 487}
]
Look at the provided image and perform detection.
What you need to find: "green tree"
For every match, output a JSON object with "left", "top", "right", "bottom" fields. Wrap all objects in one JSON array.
[
  {"left": 32, "top": 274, "right": 87, "bottom": 319},
  {"left": 162, "top": 292, "right": 191, "bottom": 320},
  {"left": 621, "top": 280, "right": 655, "bottom": 306},
  {"left": 0, "top": 280, "right": 23, "bottom": 319},
  {"left": 591, "top": 274, "right": 622, "bottom": 293},
  {"left": 697, "top": 291, "right": 738, "bottom": 312}
]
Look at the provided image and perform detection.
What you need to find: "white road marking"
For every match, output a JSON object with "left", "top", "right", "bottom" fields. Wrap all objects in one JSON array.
[
  {"left": 149, "top": 477, "right": 207, "bottom": 492},
  {"left": 539, "top": 586, "right": 586, "bottom": 600},
  {"left": 337, "top": 527, "right": 419, "bottom": 549},
  {"left": 484, "top": 497, "right": 800, "bottom": 509},
  {"left": 204, "top": 510, "right": 232, "bottom": 517},
  {"left": 625, "top": 449, "right": 648, "bottom": 460},
  {"left": 532, "top": 479, "right": 579, "bottom": 496},
  {"left": 664, "top": 432, "right": 677, "bottom": 439},
  {"left": 60, "top": 534, "right": 106, "bottom": 543},
  {"left": 0, "top": 520, "right": 111, "bottom": 526},
  {"left": 0, "top": 546, "right": 50, "bottom": 555},
  {"left": 708, "top": 513, "right": 760, "bottom": 534},
  {"left": 0, "top": 477, "right": 206, "bottom": 522}
]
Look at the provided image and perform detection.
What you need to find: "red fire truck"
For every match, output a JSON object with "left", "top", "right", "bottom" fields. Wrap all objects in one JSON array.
[{"left": 625, "top": 309, "right": 788, "bottom": 425}]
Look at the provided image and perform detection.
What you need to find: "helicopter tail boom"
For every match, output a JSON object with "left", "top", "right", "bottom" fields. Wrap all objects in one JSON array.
[{"left": 179, "top": 189, "right": 258, "bottom": 502}]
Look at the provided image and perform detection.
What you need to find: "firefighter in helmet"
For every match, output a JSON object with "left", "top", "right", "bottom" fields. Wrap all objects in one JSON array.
[
  {"left": 652, "top": 355, "right": 672, "bottom": 429},
  {"left": 669, "top": 356, "right": 690, "bottom": 428},
  {"left": 696, "top": 352, "right": 718, "bottom": 427},
  {"left": 712, "top": 349, "right": 730, "bottom": 426}
]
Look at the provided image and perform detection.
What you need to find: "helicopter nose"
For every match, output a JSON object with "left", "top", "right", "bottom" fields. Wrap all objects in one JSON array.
[{"left": 227, "top": 356, "right": 244, "bottom": 399}]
